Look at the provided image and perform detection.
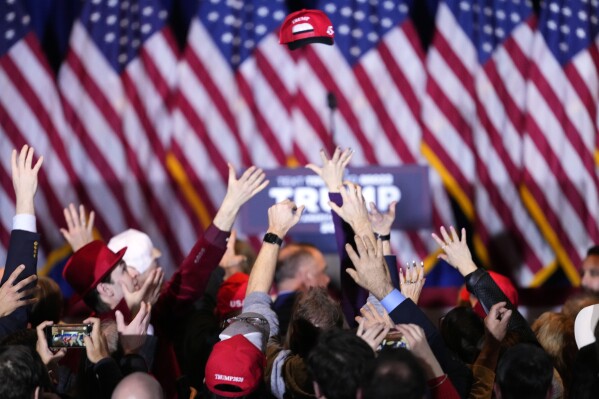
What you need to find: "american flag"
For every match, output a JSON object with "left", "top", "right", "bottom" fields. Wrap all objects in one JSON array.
[
  {"left": 296, "top": 0, "right": 455, "bottom": 267},
  {"left": 422, "top": 0, "right": 557, "bottom": 286},
  {"left": 3, "top": 0, "right": 599, "bottom": 288},
  {"left": 57, "top": 0, "right": 196, "bottom": 274},
  {"left": 171, "top": 0, "right": 292, "bottom": 229},
  {"left": 0, "top": 0, "right": 79, "bottom": 266},
  {"left": 523, "top": 0, "right": 599, "bottom": 285}
]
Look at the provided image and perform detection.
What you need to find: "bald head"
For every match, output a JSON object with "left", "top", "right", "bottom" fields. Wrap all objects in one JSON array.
[{"left": 111, "top": 372, "right": 164, "bottom": 399}]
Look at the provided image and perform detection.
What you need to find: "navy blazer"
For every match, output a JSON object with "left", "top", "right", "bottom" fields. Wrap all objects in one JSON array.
[
  {"left": 0, "top": 229, "right": 40, "bottom": 339},
  {"left": 389, "top": 298, "right": 473, "bottom": 398}
]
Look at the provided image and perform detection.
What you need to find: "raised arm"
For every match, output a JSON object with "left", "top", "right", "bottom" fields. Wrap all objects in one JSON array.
[
  {"left": 212, "top": 164, "right": 269, "bottom": 232},
  {"left": 0, "top": 145, "right": 43, "bottom": 338},
  {"left": 346, "top": 234, "right": 472, "bottom": 397},
  {"left": 432, "top": 226, "right": 536, "bottom": 342},
  {"left": 246, "top": 200, "right": 304, "bottom": 295},
  {"left": 241, "top": 200, "right": 303, "bottom": 340},
  {"left": 153, "top": 164, "right": 268, "bottom": 323}
]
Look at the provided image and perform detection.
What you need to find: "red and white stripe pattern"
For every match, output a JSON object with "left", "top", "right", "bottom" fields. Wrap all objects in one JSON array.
[
  {"left": 172, "top": 0, "right": 292, "bottom": 220},
  {"left": 57, "top": 0, "right": 196, "bottom": 274},
  {"left": 422, "top": 0, "right": 557, "bottom": 285},
  {"left": 0, "top": 1, "right": 81, "bottom": 265},
  {"left": 522, "top": 0, "right": 599, "bottom": 282},
  {"left": 293, "top": 0, "right": 455, "bottom": 265}
]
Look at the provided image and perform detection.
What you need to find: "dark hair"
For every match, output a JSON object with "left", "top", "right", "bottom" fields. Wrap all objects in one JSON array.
[
  {"left": 496, "top": 343, "right": 553, "bottom": 399},
  {"left": 439, "top": 306, "right": 485, "bottom": 364},
  {"left": 286, "top": 287, "right": 344, "bottom": 357},
  {"left": 361, "top": 347, "right": 427, "bottom": 399},
  {"left": 0, "top": 345, "right": 48, "bottom": 399},
  {"left": 30, "top": 276, "right": 64, "bottom": 327},
  {"left": 587, "top": 246, "right": 599, "bottom": 258},
  {"left": 83, "top": 272, "right": 114, "bottom": 314},
  {"left": 0, "top": 328, "right": 38, "bottom": 349},
  {"left": 275, "top": 243, "right": 320, "bottom": 284},
  {"left": 307, "top": 329, "right": 374, "bottom": 399}
]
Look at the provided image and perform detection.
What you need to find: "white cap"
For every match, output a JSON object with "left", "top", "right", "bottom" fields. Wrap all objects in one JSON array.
[
  {"left": 574, "top": 304, "right": 599, "bottom": 349},
  {"left": 107, "top": 229, "right": 161, "bottom": 274}
]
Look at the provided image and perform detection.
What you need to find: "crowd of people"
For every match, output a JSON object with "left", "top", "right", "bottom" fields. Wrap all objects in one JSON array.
[{"left": 1, "top": 144, "right": 599, "bottom": 399}]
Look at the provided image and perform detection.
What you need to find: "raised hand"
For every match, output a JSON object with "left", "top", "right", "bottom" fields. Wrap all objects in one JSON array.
[
  {"left": 0, "top": 265, "right": 38, "bottom": 317},
  {"left": 329, "top": 182, "right": 372, "bottom": 236},
  {"left": 345, "top": 235, "right": 393, "bottom": 300},
  {"left": 305, "top": 147, "right": 353, "bottom": 192},
  {"left": 267, "top": 199, "right": 304, "bottom": 238},
  {"left": 354, "top": 301, "right": 394, "bottom": 330},
  {"left": 122, "top": 268, "right": 164, "bottom": 315},
  {"left": 395, "top": 324, "right": 444, "bottom": 379},
  {"left": 60, "top": 203, "right": 95, "bottom": 252},
  {"left": 115, "top": 301, "right": 151, "bottom": 355},
  {"left": 35, "top": 321, "right": 67, "bottom": 366},
  {"left": 484, "top": 302, "right": 512, "bottom": 343},
  {"left": 356, "top": 318, "right": 389, "bottom": 353},
  {"left": 399, "top": 261, "right": 425, "bottom": 304},
  {"left": 82, "top": 317, "right": 110, "bottom": 364},
  {"left": 367, "top": 201, "right": 397, "bottom": 236},
  {"left": 11, "top": 145, "right": 43, "bottom": 215},
  {"left": 432, "top": 226, "right": 477, "bottom": 276},
  {"left": 213, "top": 164, "right": 269, "bottom": 231}
]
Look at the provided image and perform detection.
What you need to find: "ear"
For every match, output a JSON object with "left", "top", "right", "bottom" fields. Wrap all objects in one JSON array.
[
  {"left": 355, "top": 388, "right": 363, "bottom": 399},
  {"left": 313, "top": 381, "right": 325, "bottom": 399},
  {"left": 96, "top": 282, "right": 114, "bottom": 298}
]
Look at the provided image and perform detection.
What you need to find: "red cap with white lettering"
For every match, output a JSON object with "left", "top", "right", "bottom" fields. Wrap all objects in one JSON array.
[
  {"left": 205, "top": 335, "right": 266, "bottom": 397},
  {"left": 216, "top": 272, "right": 249, "bottom": 320},
  {"left": 279, "top": 9, "right": 335, "bottom": 50}
]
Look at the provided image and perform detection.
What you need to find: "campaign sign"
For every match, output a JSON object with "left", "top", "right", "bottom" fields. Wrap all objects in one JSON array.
[{"left": 239, "top": 165, "right": 431, "bottom": 235}]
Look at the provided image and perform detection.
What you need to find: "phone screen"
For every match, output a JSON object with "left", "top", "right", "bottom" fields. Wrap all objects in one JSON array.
[
  {"left": 378, "top": 331, "right": 409, "bottom": 351},
  {"left": 45, "top": 324, "right": 92, "bottom": 348}
]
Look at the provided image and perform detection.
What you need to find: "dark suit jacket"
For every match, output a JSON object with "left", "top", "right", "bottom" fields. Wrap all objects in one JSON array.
[
  {"left": 389, "top": 298, "right": 472, "bottom": 398},
  {"left": 0, "top": 229, "right": 40, "bottom": 339}
]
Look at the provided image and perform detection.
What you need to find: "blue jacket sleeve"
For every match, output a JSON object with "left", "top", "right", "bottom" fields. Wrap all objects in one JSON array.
[
  {"left": 389, "top": 299, "right": 473, "bottom": 398},
  {"left": 0, "top": 229, "right": 40, "bottom": 339}
]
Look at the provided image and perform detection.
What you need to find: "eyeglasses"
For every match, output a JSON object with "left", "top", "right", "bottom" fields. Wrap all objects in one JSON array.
[{"left": 221, "top": 316, "right": 268, "bottom": 329}]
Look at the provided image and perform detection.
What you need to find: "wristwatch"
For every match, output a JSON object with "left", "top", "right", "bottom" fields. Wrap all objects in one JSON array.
[
  {"left": 374, "top": 233, "right": 391, "bottom": 241},
  {"left": 263, "top": 232, "right": 283, "bottom": 246}
]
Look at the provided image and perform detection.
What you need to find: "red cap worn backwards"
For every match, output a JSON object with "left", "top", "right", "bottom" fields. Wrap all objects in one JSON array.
[
  {"left": 279, "top": 9, "right": 334, "bottom": 50},
  {"left": 205, "top": 334, "right": 266, "bottom": 397}
]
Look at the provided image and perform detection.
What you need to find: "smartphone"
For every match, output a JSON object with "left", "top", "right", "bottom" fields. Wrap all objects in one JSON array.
[
  {"left": 44, "top": 324, "right": 92, "bottom": 348},
  {"left": 378, "top": 331, "right": 409, "bottom": 351}
]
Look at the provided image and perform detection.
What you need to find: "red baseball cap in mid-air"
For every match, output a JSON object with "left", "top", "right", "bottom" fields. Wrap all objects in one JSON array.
[{"left": 279, "top": 9, "right": 334, "bottom": 50}]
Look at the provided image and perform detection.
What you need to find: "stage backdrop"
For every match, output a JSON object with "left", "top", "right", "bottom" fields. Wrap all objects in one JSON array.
[{"left": 1, "top": 0, "right": 598, "bottom": 289}]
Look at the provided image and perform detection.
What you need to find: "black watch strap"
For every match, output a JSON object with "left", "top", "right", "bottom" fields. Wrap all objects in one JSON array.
[
  {"left": 263, "top": 232, "right": 283, "bottom": 246},
  {"left": 374, "top": 233, "right": 391, "bottom": 241}
]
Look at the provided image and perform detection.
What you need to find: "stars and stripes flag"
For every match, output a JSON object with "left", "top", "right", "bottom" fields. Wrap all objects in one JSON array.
[
  {"left": 171, "top": 0, "right": 293, "bottom": 228},
  {"left": 422, "top": 0, "right": 556, "bottom": 286},
  {"left": 57, "top": 0, "right": 197, "bottom": 274},
  {"left": 522, "top": 0, "right": 599, "bottom": 285},
  {"left": 0, "top": 0, "right": 80, "bottom": 265},
  {"left": 295, "top": 0, "right": 455, "bottom": 267}
]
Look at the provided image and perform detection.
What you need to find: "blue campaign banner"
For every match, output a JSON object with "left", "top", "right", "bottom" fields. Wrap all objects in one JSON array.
[{"left": 239, "top": 165, "right": 432, "bottom": 236}]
